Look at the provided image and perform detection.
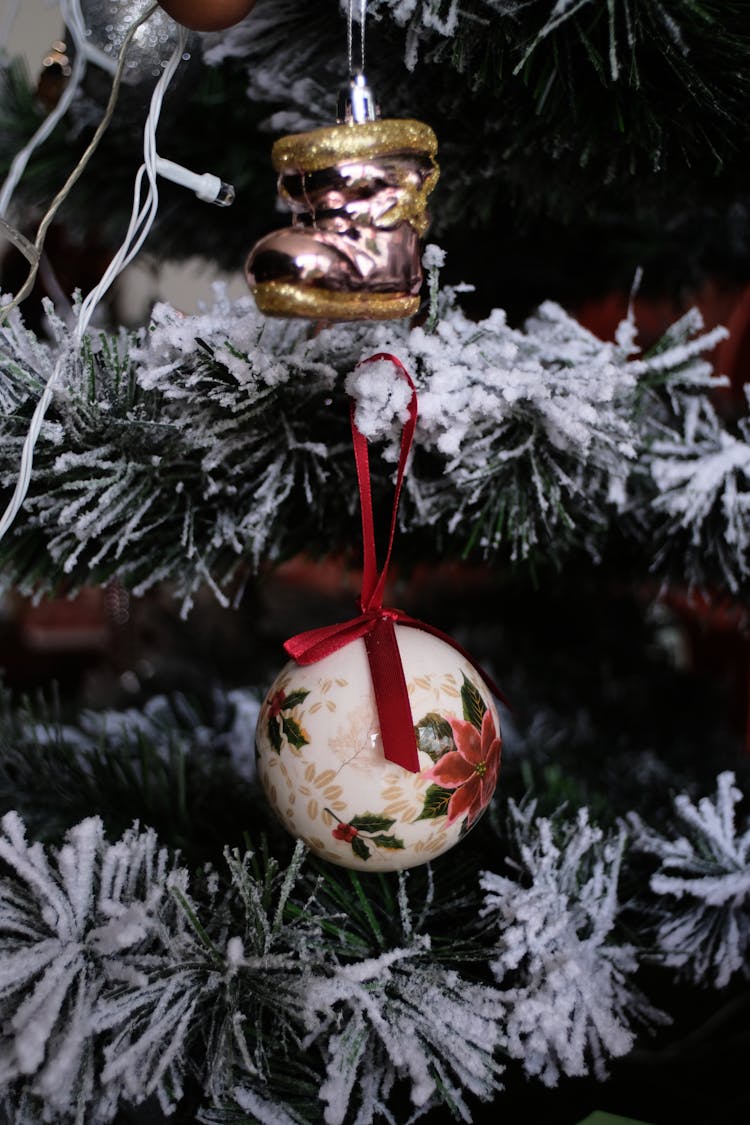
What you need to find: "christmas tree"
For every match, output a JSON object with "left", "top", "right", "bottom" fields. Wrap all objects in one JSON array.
[{"left": 1, "top": 2, "right": 749, "bottom": 1123}]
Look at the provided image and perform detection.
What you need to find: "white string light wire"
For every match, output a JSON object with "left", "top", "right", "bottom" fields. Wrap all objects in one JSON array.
[
  {"left": 75, "top": 23, "right": 188, "bottom": 339},
  {"left": 0, "top": 3, "right": 160, "bottom": 319},
  {"left": 0, "top": 0, "right": 89, "bottom": 219},
  {"left": 0, "top": 0, "right": 23, "bottom": 52},
  {"left": 0, "top": 17, "right": 188, "bottom": 547}
]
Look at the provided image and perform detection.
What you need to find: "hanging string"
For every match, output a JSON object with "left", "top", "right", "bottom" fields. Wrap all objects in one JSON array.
[
  {"left": 0, "top": 18, "right": 187, "bottom": 547},
  {"left": 347, "top": 0, "right": 367, "bottom": 76}
]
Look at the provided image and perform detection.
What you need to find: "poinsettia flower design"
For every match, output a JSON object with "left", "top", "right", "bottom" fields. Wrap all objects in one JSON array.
[{"left": 422, "top": 709, "right": 502, "bottom": 826}]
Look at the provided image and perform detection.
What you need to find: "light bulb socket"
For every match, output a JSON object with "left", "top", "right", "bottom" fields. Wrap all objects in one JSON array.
[{"left": 212, "top": 180, "right": 236, "bottom": 207}]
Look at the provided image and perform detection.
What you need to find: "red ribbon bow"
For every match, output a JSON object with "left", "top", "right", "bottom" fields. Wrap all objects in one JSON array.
[{"left": 285, "top": 353, "right": 504, "bottom": 773}]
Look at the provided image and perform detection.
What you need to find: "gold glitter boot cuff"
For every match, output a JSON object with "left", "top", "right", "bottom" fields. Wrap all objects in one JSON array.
[
  {"left": 272, "top": 119, "right": 438, "bottom": 174},
  {"left": 253, "top": 283, "right": 420, "bottom": 321}
]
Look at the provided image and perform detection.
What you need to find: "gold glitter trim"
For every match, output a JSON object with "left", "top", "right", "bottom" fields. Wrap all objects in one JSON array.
[
  {"left": 272, "top": 119, "right": 438, "bottom": 173},
  {"left": 382, "top": 167, "right": 439, "bottom": 236},
  {"left": 253, "top": 282, "right": 419, "bottom": 322}
]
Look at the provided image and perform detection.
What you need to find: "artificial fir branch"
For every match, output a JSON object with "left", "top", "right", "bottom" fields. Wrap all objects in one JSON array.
[
  {"left": 0, "top": 679, "right": 747, "bottom": 1121},
  {"left": 0, "top": 764, "right": 746, "bottom": 1122},
  {"left": 0, "top": 687, "right": 263, "bottom": 862},
  {"left": 480, "top": 800, "right": 667, "bottom": 1086},
  {"left": 630, "top": 771, "right": 750, "bottom": 988},
  {"left": 0, "top": 284, "right": 739, "bottom": 607}
]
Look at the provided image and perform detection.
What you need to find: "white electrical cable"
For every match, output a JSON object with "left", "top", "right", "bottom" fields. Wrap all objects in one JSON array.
[
  {"left": 0, "top": 21, "right": 188, "bottom": 547},
  {"left": 0, "top": 0, "right": 89, "bottom": 219},
  {"left": 0, "top": 0, "right": 23, "bottom": 51},
  {"left": 75, "top": 27, "right": 188, "bottom": 341}
]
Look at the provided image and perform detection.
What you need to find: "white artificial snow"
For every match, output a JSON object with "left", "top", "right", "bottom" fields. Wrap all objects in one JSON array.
[
  {"left": 300, "top": 941, "right": 504, "bottom": 1125},
  {"left": 422, "top": 243, "right": 446, "bottom": 270},
  {"left": 480, "top": 801, "right": 663, "bottom": 1085},
  {"left": 631, "top": 772, "right": 750, "bottom": 988},
  {"left": 345, "top": 359, "right": 414, "bottom": 440},
  {"left": 1, "top": 276, "right": 740, "bottom": 604},
  {"left": 0, "top": 813, "right": 194, "bottom": 1120},
  {"left": 230, "top": 1085, "right": 304, "bottom": 1125}
]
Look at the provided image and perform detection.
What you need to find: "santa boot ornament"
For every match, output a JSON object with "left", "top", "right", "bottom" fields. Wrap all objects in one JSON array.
[{"left": 246, "top": 12, "right": 439, "bottom": 324}]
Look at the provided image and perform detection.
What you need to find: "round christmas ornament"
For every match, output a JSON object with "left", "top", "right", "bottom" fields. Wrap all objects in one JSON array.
[
  {"left": 257, "top": 625, "right": 501, "bottom": 872},
  {"left": 81, "top": 0, "right": 186, "bottom": 84},
  {"left": 255, "top": 356, "right": 505, "bottom": 871},
  {"left": 157, "top": 0, "right": 256, "bottom": 32}
]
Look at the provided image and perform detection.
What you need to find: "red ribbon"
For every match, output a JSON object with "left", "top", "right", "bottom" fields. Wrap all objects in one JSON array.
[{"left": 284, "top": 353, "right": 505, "bottom": 773}]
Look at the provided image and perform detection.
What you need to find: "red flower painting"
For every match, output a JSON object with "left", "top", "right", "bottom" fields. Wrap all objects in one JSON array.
[{"left": 422, "top": 709, "right": 502, "bottom": 826}]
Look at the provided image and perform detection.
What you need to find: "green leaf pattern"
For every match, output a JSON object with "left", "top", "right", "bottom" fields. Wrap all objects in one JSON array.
[
  {"left": 415, "top": 783, "right": 454, "bottom": 822},
  {"left": 328, "top": 809, "right": 405, "bottom": 863},
  {"left": 460, "top": 674, "right": 487, "bottom": 731},
  {"left": 266, "top": 688, "right": 310, "bottom": 753},
  {"left": 414, "top": 712, "right": 455, "bottom": 762}
]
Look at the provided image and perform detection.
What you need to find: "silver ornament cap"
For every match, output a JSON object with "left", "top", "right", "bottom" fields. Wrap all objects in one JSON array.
[{"left": 337, "top": 71, "right": 380, "bottom": 124}]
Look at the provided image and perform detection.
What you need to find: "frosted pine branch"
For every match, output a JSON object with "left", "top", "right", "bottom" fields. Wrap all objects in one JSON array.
[
  {"left": 645, "top": 391, "right": 750, "bottom": 592},
  {"left": 0, "top": 813, "right": 194, "bottom": 1121},
  {"left": 0, "top": 801, "right": 505, "bottom": 1124},
  {"left": 299, "top": 885, "right": 505, "bottom": 1125},
  {"left": 630, "top": 772, "right": 750, "bottom": 988},
  {"left": 0, "top": 816, "right": 325, "bottom": 1124},
  {"left": 480, "top": 801, "right": 665, "bottom": 1086},
  {"left": 1, "top": 285, "right": 734, "bottom": 607}
]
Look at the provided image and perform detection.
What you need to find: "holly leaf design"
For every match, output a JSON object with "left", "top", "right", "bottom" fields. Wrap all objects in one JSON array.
[
  {"left": 415, "top": 713, "right": 455, "bottom": 762},
  {"left": 351, "top": 836, "right": 371, "bottom": 862},
  {"left": 350, "top": 814, "right": 396, "bottom": 833},
  {"left": 414, "top": 784, "right": 453, "bottom": 821},
  {"left": 268, "top": 716, "right": 282, "bottom": 753},
  {"left": 282, "top": 689, "right": 310, "bottom": 710},
  {"left": 281, "top": 715, "right": 309, "bottom": 748},
  {"left": 461, "top": 673, "right": 487, "bottom": 731},
  {"left": 370, "top": 834, "right": 405, "bottom": 850}
]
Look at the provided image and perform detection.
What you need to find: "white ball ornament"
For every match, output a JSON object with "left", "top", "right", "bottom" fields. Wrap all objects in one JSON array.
[{"left": 256, "top": 625, "right": 502, "bottom": 872}]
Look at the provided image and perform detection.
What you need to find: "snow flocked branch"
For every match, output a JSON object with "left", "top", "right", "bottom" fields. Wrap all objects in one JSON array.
[
  {"left": 630, "top": 770, "right": 750, "bottom": 989},
  {"left": 1, "top": 755, "right": 748, "bottom": 1122},
  {"left": 0, "top": 813, "right": 327, "bottom": 1124},
  {"left": 480, "top": 800, "right": 666, "bottom": 1086},
  {"left": 0, "top": 271, "right": 735, "bottom": 611},
  {"left": 645, "top": 371, "right": 750, "bottom": 592},
  {"left": 0, "top": 811, "right": 506, "bottom": 1124}
]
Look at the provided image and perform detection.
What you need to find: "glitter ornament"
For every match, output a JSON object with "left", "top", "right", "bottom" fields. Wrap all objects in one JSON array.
[
  {"left": 81, "top": 0, "right": 186, "bottom": 84},
  {"left": 256, "top": 625, "right": 502, "bottom": 872},
  {"left": 246, "top": 119, "right": 439, "bottom": 321},
  {"left": 157, "top": 0, "right": 256, "bottom": 31}
]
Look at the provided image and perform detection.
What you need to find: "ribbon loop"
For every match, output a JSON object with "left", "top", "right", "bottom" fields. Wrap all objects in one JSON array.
[
  {"left": 284, "top": 354, "right": 505, "bottom": 775},
  {"left": 352, "top": 353, "right": 417, "bottom": 614}
]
